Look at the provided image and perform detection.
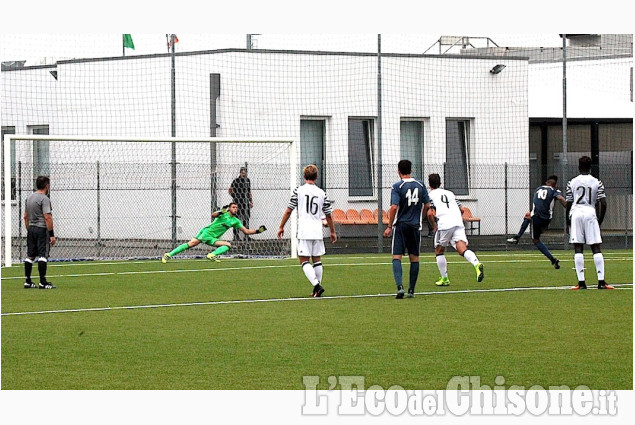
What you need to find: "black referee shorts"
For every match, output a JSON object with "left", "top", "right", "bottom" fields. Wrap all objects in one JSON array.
[{"left": 26, "top": 226, "right": 50, "bottom": 259}]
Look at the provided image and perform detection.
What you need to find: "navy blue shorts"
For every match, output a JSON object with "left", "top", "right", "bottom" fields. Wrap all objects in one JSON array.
[
  {"left": 27, "top": 226, "right": 50, "bottom": 259},
  {"left": 392, "top": 223, "right": 421, "bottom": 256},
  {"left": 531, "top": 216, "right": 551, "bottom": 240}
]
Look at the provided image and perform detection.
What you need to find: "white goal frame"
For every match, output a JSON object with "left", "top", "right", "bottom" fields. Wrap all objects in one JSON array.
[{"left": 2, "top": 135, "right": 298, "bottom": 267}]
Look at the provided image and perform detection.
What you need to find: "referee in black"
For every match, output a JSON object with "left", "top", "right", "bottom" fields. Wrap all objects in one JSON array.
[{"left": 24, "top": 176, "right": 57, "bottom": 289}]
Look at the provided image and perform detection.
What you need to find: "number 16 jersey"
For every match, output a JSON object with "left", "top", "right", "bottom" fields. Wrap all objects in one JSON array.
[{"left": 288, "top": 183, "right": 333, "bottom": 240}]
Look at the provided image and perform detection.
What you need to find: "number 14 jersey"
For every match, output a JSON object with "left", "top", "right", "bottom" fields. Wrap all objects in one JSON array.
[
  {"left": 390, "top": 178, "right": 430, "bottom": 229},
  {"left": 288, "top": 183, "right": 333, "bottom": 240}
]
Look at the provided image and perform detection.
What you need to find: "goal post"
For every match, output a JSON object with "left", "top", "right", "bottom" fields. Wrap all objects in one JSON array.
[{"left": 2, "top": 135, "right": 298, "bottom": 267}]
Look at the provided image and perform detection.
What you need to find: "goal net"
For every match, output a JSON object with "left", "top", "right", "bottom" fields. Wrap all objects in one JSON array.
[{"left": 2, "top": 135, "right": 297, "bottom": 266}]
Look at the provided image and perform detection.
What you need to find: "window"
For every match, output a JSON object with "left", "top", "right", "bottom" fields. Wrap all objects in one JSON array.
[
  {"left": 445, "top": 119, "right": 470, "bottom": 196},
  {"left": 300, "top": 119, "right": 326, "bottom": 189},
  {"left": 400, "top": 120, "right": 424, "bottom": 180},
  {"left": 1, "top": 126, "right": 16, "bottom": 201},
  {"left": 30, "top": 125, "right": 50, "bottom": 179},
  {"left": 348, "top": 118, "right": 374, "bottom": 197}
]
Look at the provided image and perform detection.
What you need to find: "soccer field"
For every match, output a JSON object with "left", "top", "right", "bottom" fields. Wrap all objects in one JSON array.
[{"left": 1, "top": 249, "right": 632, "bottom": 390}]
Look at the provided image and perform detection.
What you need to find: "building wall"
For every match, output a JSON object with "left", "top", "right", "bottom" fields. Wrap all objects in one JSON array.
[
  {"left": 528, "top": 58, "right": 632, "bottom": 119},
  {"left": 3, "top": 50, "right": 533, "bottom": 242}
]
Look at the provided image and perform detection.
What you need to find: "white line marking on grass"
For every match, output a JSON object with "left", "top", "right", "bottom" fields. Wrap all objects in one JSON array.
[
  {"left": 2, "top": 256, "right": 632, "bottom": 280},
  {"left": 2, "top": 284, "right": 631, "bottom": 317},
  {"left": 3, "top": 250, "right": 630, "bottom": 269}
]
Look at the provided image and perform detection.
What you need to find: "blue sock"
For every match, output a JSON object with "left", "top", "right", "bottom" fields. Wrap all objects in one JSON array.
[
  {"left": 517, "top": 218, "right": 530, "bottom": 238},
  {"left": 409, "top": 262, "right": 419, "bottom": 291},
  {"left": 392, "top": 259, "right": 403, "bottom": 288},
  {"left": 535, "top": 241, "right": 554, "bottom": 261}
]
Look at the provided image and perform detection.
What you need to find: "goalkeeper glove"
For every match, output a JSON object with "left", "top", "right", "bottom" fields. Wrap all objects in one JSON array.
[
  {"left": 257, "top": 225, "right": 267, "bottom": 233},
  {"left": 220, "top": 205, "right": 229, "bottom": 214}
]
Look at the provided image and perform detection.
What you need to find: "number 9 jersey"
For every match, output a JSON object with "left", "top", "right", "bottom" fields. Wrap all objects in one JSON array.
[{"left": 288, "top": 183, "right": 333, "bottom": 240}]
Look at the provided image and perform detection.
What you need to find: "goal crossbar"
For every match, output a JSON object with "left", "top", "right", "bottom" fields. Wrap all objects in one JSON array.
[{"left": 2, "top": 135, "right": 298, "bottom": 267}]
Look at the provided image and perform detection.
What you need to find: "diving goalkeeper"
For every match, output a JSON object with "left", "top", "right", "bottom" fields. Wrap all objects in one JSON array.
[{"left": 162, "top": 202, "right": 266, "bottom": 263}]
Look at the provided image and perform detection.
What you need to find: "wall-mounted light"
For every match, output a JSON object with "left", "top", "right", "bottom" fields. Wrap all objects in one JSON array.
[{"left": 490, "top": 64, "right": 506, "bottom": 74}]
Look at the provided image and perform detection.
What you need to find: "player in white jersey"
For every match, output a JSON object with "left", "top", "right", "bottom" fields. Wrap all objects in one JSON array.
[
  {"left": 427, "top": 173, "right": 483, "bottom": 286},
  {"left": 278, "top": 164, "right": 337, "bottom": 297},
  {"left": 565, "top": 156, "right": 611, "bottom": 290}
]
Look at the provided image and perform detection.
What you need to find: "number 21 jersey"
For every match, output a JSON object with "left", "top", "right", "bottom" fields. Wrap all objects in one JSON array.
[{"left": 565, "top": 174, "right": 605, "bottom": 218}]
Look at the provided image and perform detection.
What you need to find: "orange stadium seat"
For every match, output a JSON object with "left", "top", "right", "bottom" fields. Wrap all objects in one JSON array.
[
  {"left": 345, "top": 209, "right": 367, "bottom": 224},
  {"left": 360, "top": 209, "right": 376, "bottom": 224},
  {"left": 332, "top": 208, "right": 354, "bottom": 224},
  {"left": 461, "top": 207, "right": 481, "bottom": 235},
  {"left": 373, "top": 209, "right": 390, "bottom": 225}
]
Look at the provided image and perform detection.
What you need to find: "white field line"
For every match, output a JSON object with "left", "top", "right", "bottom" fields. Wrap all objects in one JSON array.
[
  {"left": 1, "top": 257, "right": 632, "bottom": 281},
  {"left": 1, "top": 251, "right": 631, "bottom": 269},
  {"left": 2, "top": 283, "right": 632, "bottom": 317}
]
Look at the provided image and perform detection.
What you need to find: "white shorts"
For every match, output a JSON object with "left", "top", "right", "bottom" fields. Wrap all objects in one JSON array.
[
  {"left": 434, "top": 226, "right": 468, "bottom": 249},
  {"left": 569, "top": 210, "right": 602, "bottom": 245},
  {"left": 297, "top": 239, "right": 325, "bottom": 257}
]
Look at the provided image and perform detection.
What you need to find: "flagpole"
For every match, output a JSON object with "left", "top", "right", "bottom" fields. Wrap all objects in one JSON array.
[{"left": 122, "top": 34, "right": 125, "bottom": 57}]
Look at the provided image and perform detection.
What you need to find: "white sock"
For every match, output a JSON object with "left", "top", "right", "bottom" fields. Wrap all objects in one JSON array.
[
  {"left": 574, "top": 253, "right": 586, "bottom": 282},
  {"left": 436, "top": 255, "right": 448, "bottom": 277},
  {"left": 463, "top": 249, "right": 479, "bottom": 266},
  {"left": 593, "top": 253, "right": 605, "bottom": 281},
  {"left": 302, "top": 261, "right": 319, "bottom": 286},
  {"left": 313, "top": 262, "right": 323, "bottom": 283}
]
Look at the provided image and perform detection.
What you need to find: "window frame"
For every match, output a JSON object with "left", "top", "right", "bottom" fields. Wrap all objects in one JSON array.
[
  {"left": 1, "top": 126, "right": 16, "bottom": 202},
  {"left": 300, "top": 117, "right": 327, "bottom": 190},
  {"left": 399, "top": 119, "right": 426, "bottom": 181},
  {"left": 29, "top": 125, "right": 50, "bottom": 180},
  {"left": 444, "top": 118, "right": 471, "bottom": 197},
  {"left": 347, "top": 117, "right": 376, "bottom": 200}
]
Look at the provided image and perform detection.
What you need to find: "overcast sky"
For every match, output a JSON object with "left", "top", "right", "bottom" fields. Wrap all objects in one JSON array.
[
  {"left": 0, "top": 33, "right": 570, "bottom": 65},
  {"left": 1, "top": 0, "right": 630, "bottom": 64}
]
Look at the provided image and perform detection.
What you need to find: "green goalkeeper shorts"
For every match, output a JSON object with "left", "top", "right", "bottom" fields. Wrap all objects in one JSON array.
[{"left": 195, "top": 228, "right": 220, "bottom": 246}]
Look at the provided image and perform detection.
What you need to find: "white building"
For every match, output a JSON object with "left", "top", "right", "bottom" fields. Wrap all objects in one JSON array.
[{"left": 1, "top": 37, "right": 632, "bottom": 260}]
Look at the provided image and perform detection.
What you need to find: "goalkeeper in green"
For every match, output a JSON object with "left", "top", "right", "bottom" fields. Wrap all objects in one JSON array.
[{"left": 162, "top": 202, "right": 266, "bottom": 263}]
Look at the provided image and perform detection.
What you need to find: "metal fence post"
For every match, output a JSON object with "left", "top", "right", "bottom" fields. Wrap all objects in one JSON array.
[
  {"left": 376, "top": 34, "right": 384, "bottom": 253},
  {"left": 504, "top": 162, "right": 509, "bottom": 235},
  {"left": 97, "top": 160, "right": 101, "bottom": 257},
  {"left": 170, "top": 34, "right": 178, "bottom": 247},
  {"left": 18, "top": 161, "right": 22, "bottom": 260}
]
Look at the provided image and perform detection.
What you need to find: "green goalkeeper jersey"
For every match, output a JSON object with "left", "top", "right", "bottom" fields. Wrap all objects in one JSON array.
[{"left": 196, "top": 212, "right": 243, "bottom": 244}]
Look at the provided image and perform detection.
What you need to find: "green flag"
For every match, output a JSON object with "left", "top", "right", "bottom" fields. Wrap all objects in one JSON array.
[{"left": 123, "top": 34, "right": 135, "bottom": 50}]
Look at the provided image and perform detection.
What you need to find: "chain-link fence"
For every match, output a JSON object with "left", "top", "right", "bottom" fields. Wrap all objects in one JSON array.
[
  {"left": 1, "top": 34, "right": 632, "bottom": 262},
  {"left": 4, "top": 159, "right": 630, "bottom": 263}
]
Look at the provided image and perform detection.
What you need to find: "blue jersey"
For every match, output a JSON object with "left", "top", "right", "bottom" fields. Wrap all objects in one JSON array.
[
  {"left": 531, "top": 185, "right": 563, "bottom": 220},
  {"left": 390, "top": 178, "right": 430, "bottom": 228}
]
